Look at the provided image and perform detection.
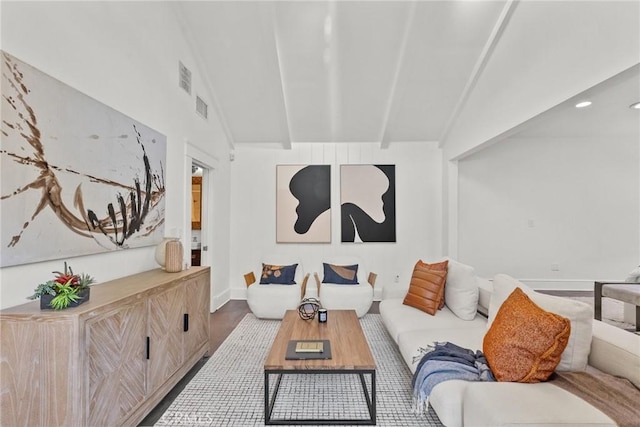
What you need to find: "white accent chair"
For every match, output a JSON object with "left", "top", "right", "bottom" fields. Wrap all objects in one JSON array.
[
  {"left": 315, "top": 256, "right": 375, "bottom": 318},
  {"left": 245, "top": 259, "right": 310, "bottom": 320}
]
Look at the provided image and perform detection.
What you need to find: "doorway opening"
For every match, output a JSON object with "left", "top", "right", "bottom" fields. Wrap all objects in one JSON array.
[
  {"left": 186, "top": 143, "right": 218, "bottom": 311},
  {"left": 190, "top": 163, "right": 204, "bottom": 266}
]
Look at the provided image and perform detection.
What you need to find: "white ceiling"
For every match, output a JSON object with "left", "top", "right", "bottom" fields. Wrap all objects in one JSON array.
[
  {"left": 513, "top": 64, "right": 640, "bottom": 140},
  {"left": 175, "top": 1, "right": 640, "bottom": 149}
]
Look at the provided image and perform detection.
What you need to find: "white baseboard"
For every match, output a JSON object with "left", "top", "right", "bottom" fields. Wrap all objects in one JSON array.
[
  {"left": 230, "top": 287, "right": 248, "bottom": 300},
  {"left": 212, "top": 289, "right": 231, "bottom": 312}
]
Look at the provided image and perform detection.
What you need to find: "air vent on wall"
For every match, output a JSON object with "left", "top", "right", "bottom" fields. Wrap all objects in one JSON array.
[
  {"left": 179, "top": 61, "right": 191, "bottom": 94},
  {"left": 196, "top": 95, "right": 208, "bottom": 119}
]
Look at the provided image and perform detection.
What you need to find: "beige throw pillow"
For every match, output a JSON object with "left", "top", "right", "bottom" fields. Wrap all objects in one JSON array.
[{"left": 442, "top": 258, "right": 479, "bottom": 320}]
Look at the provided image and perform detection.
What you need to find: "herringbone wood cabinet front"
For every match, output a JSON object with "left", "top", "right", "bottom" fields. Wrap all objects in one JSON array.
[
  {"left": 87, "top": 300, "right": 147, "bottom": 426},
  {"left": 184, "top": 274, "right": 210, "bottom": 357},
  {"left": 0, "top": 267, "right": 211, "bottom": 427},
  {"left": 147, "top": 285, "right": 186, "bottom": 393}
]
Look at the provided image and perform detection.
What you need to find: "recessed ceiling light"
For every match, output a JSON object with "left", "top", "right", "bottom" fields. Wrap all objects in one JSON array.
[
  {"left": 630, "top": 101, "right": 640, "bottom": 109},
  {"left": 575, "top": 101, "right": 592, "bottom": 108}
]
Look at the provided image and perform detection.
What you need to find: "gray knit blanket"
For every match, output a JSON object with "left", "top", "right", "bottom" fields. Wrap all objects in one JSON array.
[{"left": 411, "top": 342, "right": 495, "bottom": 414}]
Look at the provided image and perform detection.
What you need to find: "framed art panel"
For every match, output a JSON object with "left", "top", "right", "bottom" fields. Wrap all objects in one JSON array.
[
  {"left": 340, "top": 164, "right": 396, "bottom": 243},
  {"left": 1, "top": 51, "right": 166, "bottom": 267},
  {"left": 276, "top": 165, "right": 331, "bottom": 243}
]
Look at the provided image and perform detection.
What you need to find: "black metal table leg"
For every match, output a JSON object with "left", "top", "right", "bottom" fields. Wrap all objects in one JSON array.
[
  {"left": 594, "top": 281, "right": 603, "bottom": 321},
  {"left": 265, "top": 372, "right": 284, "bottom": 425},
  {"left": 264, "top": 369, "right": 376, "bottom": 425}
]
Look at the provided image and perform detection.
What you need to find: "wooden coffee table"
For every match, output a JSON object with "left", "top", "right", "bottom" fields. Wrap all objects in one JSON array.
[{"left": 264, "top": 309, "right": 376, "bottom": 425}]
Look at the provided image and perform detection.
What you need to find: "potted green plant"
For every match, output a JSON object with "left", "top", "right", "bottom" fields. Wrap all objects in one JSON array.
[{"left": 27, "top": 262, "right": 96, "bottom": 310}]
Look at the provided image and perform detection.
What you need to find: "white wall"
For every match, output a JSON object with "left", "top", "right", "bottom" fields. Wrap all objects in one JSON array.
[
  {"left": 229, "top": 142, "right": 443, "bottom": 300},
  {"left": 0, "top": 2, "right": 231, "bottom": 309},
  {"left": 458, "top": 136, "right": 639, "bottom": 289}
]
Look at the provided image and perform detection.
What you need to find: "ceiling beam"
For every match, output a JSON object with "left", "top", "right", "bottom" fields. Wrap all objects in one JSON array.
[
  {"left": 327, "top": 0, "right": 340, "bottom": 143},
  {"left": 270, "top": 3, "right": 293, "bottom": 150},
  {"left": 438, "top": 0, "right": 519, "bottom": 148},
  {"left": 379, "top": 2, "right": 416, "bottom": 150}
]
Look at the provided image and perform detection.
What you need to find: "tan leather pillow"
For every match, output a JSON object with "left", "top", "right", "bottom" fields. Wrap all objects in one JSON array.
[
  {"left": 403, "top": 260, "right": 448, "bottom": 315},
  {"left": 430, "top": 260, "right": 448, "bottom": 310},
  {"left": 483, "top": 287, "right": 571, "bottom": 383}
]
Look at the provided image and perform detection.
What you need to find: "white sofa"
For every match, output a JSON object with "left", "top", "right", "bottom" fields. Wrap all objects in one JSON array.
[{"left": 380, "top": 260, "right": 640, "bottom": 426}]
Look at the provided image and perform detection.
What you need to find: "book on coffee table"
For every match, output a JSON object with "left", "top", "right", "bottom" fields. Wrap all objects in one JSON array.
[
  {"left": 285, "top": 340, "right": 332, "bottom": 360},
  {"left": 296, "top": 341, "right": 324, "bottom": 353}
]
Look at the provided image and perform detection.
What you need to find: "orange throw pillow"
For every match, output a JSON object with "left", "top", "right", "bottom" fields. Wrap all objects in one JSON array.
[
  {"left": 403, "top": 260, "right": 448, "bottom": 315},
  {"left": 483, "top": 287, "right": 571, "bottom": 383}
]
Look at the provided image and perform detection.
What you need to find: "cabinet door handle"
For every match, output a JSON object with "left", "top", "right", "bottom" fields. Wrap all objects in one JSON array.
[
  {"left": 184, "top": 313, "right": 189, "bottom": 332},
  {"left": 146, "top": 336, "right": 150, "bottom": 359}
]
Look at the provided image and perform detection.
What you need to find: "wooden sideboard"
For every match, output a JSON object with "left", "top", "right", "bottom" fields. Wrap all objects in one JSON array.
[{"left": 0, "top": 267, "right": 211, "bottom": 427}]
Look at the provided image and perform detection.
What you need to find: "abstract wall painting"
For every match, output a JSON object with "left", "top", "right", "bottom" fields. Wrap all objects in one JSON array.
[
  {"left": 1, "top": 51, "right": 166, "bottom": 267},
  {"left": 276, "top": 165, "right": 331, "bottom": 243},
  {"left": 340, "top": 165, "right": 396, "bottom": 243}
]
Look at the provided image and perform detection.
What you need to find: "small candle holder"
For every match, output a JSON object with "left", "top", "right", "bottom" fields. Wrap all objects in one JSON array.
[{"left": 318, "top": 308, "right": 327, "bottom": 323}]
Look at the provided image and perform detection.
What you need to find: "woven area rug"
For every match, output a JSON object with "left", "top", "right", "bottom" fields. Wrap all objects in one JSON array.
[{"left": 154, "top": 314, "right": 442, "bottom": 426}]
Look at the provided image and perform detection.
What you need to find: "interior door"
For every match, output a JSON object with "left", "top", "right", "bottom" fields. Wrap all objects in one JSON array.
[{"left": 191, "top": 176, "right": 202, "bottom": 230}]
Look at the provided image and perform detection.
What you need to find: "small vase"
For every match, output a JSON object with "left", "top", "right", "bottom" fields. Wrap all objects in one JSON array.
[
  {"left": 165, "top": 239, "right": 184, "bottom": 273},
  {"left": 155, "top": 237, "right": 175, "bottom": 268},
  {"left": 40, "top": 287, "right": 91, "bottom": 310}
]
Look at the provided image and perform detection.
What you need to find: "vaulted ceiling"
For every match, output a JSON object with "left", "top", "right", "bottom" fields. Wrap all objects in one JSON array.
[{"left": 175, "top": 1, "right": 640, "bottom": 149}]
